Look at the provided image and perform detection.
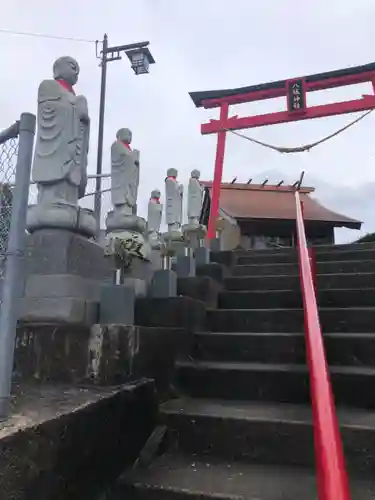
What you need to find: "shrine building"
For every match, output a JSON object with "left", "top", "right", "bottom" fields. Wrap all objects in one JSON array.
[{"left": 199, "top": 182, "right": 362, "bottom": 250}]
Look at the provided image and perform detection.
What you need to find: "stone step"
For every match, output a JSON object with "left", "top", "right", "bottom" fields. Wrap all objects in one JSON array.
[
  {"left": 236, "top": 248, "right": 375, "bottom": 265},
  {"left": 176, "top": 361, "right": 375, "bottom": 408},
  {"left": 193, "top": 332, "right": 375, "bottom": 366},
  {"left": 219, "top": 288, "right": 375, "bottom": 309},
  {"left": 0, "top": 381, "right": 157, "bottom": 499},
  {"left": 206, "top": 307, "right": 375, "bottom": 333},
  {"left": 231, "top": 259, "right": 375, "bottom": 277},
  {"left": 232, "top": 242, "right": 375, "bottom": 259},
  {"left": 118, "top": 450, "right": 375, "bottom": 500},
  {"left": 224, "top": 272, "right": 375, "bottom": 291},
  {"left": 160, "top": 398, "right": 375, "bottom": 477},
  {"left": 233, "top": 248, "right": 297, "bottom": 258},
  {"left": 314, "top": 241, "right": 375, "bottom": 252}
]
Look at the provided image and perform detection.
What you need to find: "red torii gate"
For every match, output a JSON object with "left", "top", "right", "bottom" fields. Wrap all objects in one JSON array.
[{"left": 189, "top": 62, "right": 375, "bottom": 239}]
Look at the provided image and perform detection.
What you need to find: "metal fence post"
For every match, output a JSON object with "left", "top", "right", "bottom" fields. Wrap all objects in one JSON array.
[{"left": 0, "top": 113, "right": 36, "bottom": 420}]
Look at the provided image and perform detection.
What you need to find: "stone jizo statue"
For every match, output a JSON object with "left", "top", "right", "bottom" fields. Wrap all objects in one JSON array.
[
  {"left": 147, "top": 189, "right": 162, "bottom": 248},
  {"left": 110, "top": 128, "right": 140, "bottom": 217},
  {"left": 177, "top": 183, "right": 184, "bottom": 227},
  {"left": 165, "top": 168, "right": 183, "bottom": 236},
  {"left": 187, "top": 169, "right": 203, "bottom": 227},
  {"left": 183, "top": 168, "right": 206, "bottom": 247},
  {"left": 106, "top": 128, "right": 149, "bottom": 263},
  {"left": 27, "top": 56, "right": 95, "bottom": 236}
]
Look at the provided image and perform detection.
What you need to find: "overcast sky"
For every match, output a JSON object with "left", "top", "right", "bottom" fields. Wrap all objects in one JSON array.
[{"left": 1, "top": 0, "right": 375, "bottom": 242}]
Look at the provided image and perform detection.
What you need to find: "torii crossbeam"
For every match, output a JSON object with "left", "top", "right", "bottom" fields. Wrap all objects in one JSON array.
[{"left": 189, "top": 62, "right": 375, "bottom": 239}]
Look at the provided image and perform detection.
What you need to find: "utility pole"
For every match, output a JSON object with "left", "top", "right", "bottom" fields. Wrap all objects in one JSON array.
[
  {"left": 94, "top": 34, "right": 108, "bottom": 239},
  {"left": 94, "top": 34, "right": 155, "bottom": 240}
]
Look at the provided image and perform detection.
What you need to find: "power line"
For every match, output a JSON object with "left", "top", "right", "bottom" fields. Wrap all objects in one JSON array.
[{"left": 0, "top": 28, "right": 96, "bottom": 44}]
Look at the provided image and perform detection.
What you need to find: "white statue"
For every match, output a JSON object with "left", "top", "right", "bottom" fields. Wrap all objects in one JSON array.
[
  {"left": 27, "top": 56, "right": 95, "bottom": 236},
  {"left": 165, "top": 168, "right": 183, "bottom": 235},
  {"left": 177, "top": 183, "right": 184, "bottom": 227},
  {"left": 147, "top": 189, "right": 162, "bottom": 248},
  {"left": 106, "top": 128, "right": 149, "bottom": 263},
  {"left": 187, "top": 169, "right": 203, "bottom": 226},
  {"left": 111, "top": 128, "right": 140, "bottom": 217}
]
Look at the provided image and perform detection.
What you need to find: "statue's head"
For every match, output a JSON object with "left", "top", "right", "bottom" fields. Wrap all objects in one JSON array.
[
  {"left": 116, "top": 128, "right": 132, "bottom": 144},
  {"left": 167, "top": 167, "right": 178, "bottom": 178},
  {"left": 53, "top": 56, "right": 80, "bottom": 85},
  {"left": 191, "top": 169, "right": 201, "bottom": 179},
  {"left": 151, "top": 189, "right": 161, "bottom": 200}
]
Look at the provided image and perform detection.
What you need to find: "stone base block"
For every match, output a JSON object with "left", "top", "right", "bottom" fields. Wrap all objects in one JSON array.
[
  {"left": 195, "top": 246, "right": 210, "bottom": 266},
  {"left": 14, "top": 323, "right": 186, "bottom": 393},
  {"left": 150, "top": 249, "right": 162, "bottom": 271},
  {"left": 173, "top": 254, "right": 196, "bottom": 278},
  {"left": 24, "top": 229, "right": 111, "bottom": 280},
  {"left": 0, "top": 381, "right": 156, "bottom": 499},
  {"left": 178, "top": 276, "right": 221, "bottom": 308},
  {"left": 99, "top": 284, "right": 135, "bottom": 325},
  {"left": 149, "top": 270, "right": 177, "bottom": 298},
  {"left": 20, "top": 229, "right": 112, "bottom": 325},
  {"left": 210, "top": 237, "right": 221, "bottom": 252},
  {"left": 19, "top": 297, "right": 99, "bottom": 325},
  {"left": 123, "top": 277, "right": 147, "bottom": 297},
  {"left": 24, "top": 274, "right": 101, "bottom": 300},
  {"left": 123, "top": 257, "right": 153, "bottom": 283}
]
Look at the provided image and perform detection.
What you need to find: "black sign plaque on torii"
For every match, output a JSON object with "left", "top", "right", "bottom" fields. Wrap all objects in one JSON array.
[{"left": 287, "top": 78, "right": 306, "bottom": 113}]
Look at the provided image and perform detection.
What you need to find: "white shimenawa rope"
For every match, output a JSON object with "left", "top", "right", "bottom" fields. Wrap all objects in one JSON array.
[{"left": 227, "top": 109, "right": 374, "bottom": 154}]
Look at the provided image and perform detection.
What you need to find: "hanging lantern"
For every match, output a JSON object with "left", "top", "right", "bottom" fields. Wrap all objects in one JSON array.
[{"left": 125, "top": 47, "right": 155, "bottom": 75}]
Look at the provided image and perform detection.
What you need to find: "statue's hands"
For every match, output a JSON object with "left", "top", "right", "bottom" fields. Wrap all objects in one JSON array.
[{"left": 133, "top": 149, "right": 140, "bottom": 166}]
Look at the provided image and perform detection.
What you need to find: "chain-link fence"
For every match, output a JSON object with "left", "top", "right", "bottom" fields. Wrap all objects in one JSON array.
[
  {"left": 0, "top": 134, "right": 19, "bottom": 287},
  {"left": 0, "top": 114, "right": 36, "bottom": 419}
]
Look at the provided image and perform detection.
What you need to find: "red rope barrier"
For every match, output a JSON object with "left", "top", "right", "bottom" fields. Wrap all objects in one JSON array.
[{"left": 295, "top": 191, "right": 350, "bottom": 500}]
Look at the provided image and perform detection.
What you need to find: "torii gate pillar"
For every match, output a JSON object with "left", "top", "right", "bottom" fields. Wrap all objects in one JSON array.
[{"left": 209, "top": 103, "right": 228, "bottom": 239}]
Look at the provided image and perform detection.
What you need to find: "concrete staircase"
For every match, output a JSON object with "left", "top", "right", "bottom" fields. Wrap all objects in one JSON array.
[{"left": 121, "top": 244, "right": 375, "bottom": 499}]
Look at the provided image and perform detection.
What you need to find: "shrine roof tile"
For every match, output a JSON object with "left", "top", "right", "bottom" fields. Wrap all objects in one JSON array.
[{"left": 201, "top": 182, "right": 361, "bottom": 229}]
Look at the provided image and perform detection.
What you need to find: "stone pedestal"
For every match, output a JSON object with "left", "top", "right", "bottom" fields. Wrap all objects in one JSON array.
[
  {"left": 195, "top": 246, "right": 210, "bottom": 266},
  {"left": 210, "top": 237, "right": 222, "bottom": 252},
  {"left": 174, "top": 253, "right": 196, "bottom": 278},
  {"left": 162, "top": 231, "right": 185, "bottom": 256},
  {"left": 15, "top": 323, "right": 185, "bottom": 394},
  {"left": 27, "top": 204, "right": 96, "bottom": 238},
  {"left": 106, "top": 213, "right": 152, "bottom": 295},
  {"left": 99, "top": 284, "right": 135, "bottom": 324},
  {"left": 123, "top": 277, "right": 147, "bottom": 297},
  {"left": 182, "top": 223, "right": 207, "bottom": 271},
  {"left": 149, "top": 248, "right": 162, "bottom": 271},
  {"left": 106, "top": 213, "right": 149, "bottom": 259},
  {"left": 19, "top": 229, "right": 112, "bottom": 325},
  {"left": 149, "top": 269, "right": 177, "bottom": 298}
]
